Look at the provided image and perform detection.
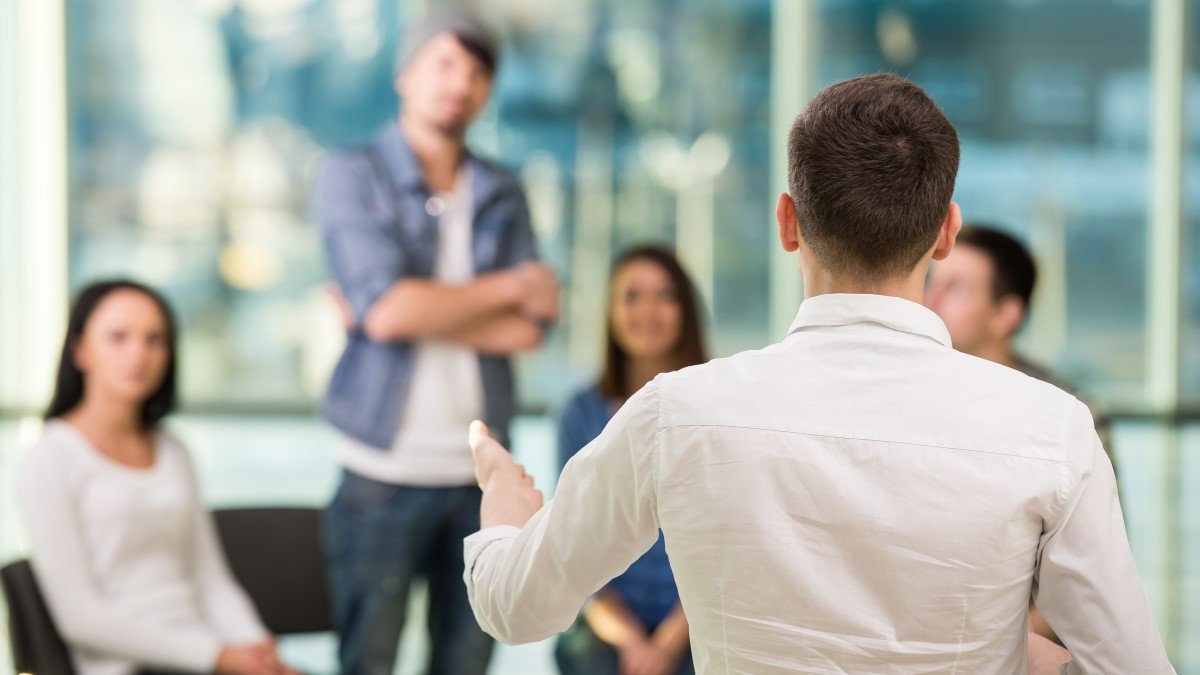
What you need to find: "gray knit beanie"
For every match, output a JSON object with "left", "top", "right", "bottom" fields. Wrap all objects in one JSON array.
[{"left": 394, "top": 8, "right": 499, "bottom": 75}]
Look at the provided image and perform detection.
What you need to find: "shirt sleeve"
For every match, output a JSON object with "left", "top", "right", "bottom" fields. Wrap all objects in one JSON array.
[
  {"left": 179, "top": 448, "right": 270, "bottom": 645},
  {"left": 1033, "top": 400, "right": 1175, "bottom": 674},
  {"left": 464, "top": 380, "right": 664, "bottom": 644},
  {"left": 312, "top": 149, "right": 408, "bottom": 324},
  {"left": 17, "top": 444, "right": 224, "bottom": 671},
  {"left": 505, "top": 186, "right": 539, "bottom": 266}
]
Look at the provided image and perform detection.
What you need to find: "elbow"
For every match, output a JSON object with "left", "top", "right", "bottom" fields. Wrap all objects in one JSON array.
[
  {"left": 469, "top": 585, "right": 573, "bottom": 645},
  {"left": 511, "top": 322, "right": 545, "bottom": 353},
  {"left": 478, "top": 610, "right": 564, "bottom": 646},
  {"left": 53, "top": 612, "right": 101, "bottom": 652}
]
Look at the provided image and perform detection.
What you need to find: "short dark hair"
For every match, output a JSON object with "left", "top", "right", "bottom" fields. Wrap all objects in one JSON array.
[
  {"left": 453, "top": 33, "right": 496, "bottom": 76},
  {"left": 44, "top": 280, "right": 178, "bottom": 429},
  {"left": 957, "top": 225, "right": 1038, "bottom": 308},
  {"left": 598, "top": 246, "right": 708, "bottom": 400},
  {"left": 787, "top": 73, "right": 960, "bottom": 281}
]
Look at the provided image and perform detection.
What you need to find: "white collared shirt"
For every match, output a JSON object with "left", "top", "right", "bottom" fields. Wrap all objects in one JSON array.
[{"left": 464, "top": 293, "right": 1173, "bottom": 674}]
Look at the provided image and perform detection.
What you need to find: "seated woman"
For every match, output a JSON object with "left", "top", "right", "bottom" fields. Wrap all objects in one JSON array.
[
  {"left": 555, "top": 246, "right": 708, "bottom": 675},
  {"left": 17, "top": 280, "right": 297, "bottom": 675}
]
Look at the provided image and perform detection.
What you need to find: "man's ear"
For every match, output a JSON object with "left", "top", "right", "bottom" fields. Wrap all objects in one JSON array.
[
  {"left": 992, "top": 295, "right": 1027, "bottom": 341},
  {"left": 931, "top": 201, "right": 963, "bottom": 261},
  {"left": 777, "top": 192, "right": 800, "bottom": 253}
]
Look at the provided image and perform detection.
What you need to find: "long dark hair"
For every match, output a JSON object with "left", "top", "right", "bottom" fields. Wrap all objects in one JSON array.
[
  {"left": 598, "top": 246, "right": 708, "bottom": 400},
  {"left": 44, "top": 280, "right": 178, "bottom": 429}
]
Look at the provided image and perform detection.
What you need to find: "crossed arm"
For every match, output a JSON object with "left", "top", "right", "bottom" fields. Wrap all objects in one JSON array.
[
  {"left": 328, "top": 265, "right": 556, "bottom": 355},
  {"left": 314, "top": 150, "right": 558, "bottom": 355}
]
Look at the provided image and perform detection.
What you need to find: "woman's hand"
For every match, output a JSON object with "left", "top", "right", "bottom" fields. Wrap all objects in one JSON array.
[{"left": 216, "top": 637, "right": 301, "bottom": 675}]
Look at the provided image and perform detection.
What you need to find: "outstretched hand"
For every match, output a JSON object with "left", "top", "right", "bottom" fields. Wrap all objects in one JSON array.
[{"left": 469, "top": 420, "right": 545, "bottom": 529}]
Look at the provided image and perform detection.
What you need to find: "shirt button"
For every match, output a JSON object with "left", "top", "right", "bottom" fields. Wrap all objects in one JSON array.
[{"left": 425, "top": 197, "right": 445, "bottom": 216}]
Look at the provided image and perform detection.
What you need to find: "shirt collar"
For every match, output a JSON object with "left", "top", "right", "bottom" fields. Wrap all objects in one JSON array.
[
  {"left": 786, "top": 293, "right": 953, "bottom": 348},
  {"left": 373, "top": 123, "right": 505, "bottom": 206}
]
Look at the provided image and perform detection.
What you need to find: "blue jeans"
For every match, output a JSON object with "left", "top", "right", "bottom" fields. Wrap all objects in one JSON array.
[
  {"left": 555, "top": 618, "right": 695, "bottom": 675},
  {"left": 324, "top": 471, "right": 494, "bottom": 675}
]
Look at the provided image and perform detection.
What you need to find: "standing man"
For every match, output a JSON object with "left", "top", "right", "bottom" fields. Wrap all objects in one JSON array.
[
  {"left": 463, "top": 74, "right": 1172, "bottom": 673},
  {"left": 312, "top": 10, "right": 558, "bottom": 675}
]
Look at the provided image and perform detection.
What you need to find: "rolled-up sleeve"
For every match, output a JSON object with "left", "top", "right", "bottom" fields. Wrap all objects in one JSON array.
[
  {"left": 312, "top": 150, "right": 407, "bottom": 324},
  {"left": 464, "top": 380, "right": 663, "bottom": 644},
  {"left": 1034, "top": 401, "right": 1175, "bottom": 674}
]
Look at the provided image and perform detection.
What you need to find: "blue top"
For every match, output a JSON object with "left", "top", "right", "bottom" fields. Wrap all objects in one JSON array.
[
  {"left": 558, "top": 385, "right": 681, "bottom": 630},
  {"left": 313, "top": 124, "right": 539, "bottom": 448}
]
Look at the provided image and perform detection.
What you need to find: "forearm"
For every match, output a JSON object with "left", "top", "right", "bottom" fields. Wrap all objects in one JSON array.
[
  {"left": 56, "top": 605, "right": 222, "bottom": 671},
  {"left": 650, "top": 604, "right": 690, "bottom": 656},
  {"left": 441, "top": 310, "right": 543, "bottom": 355},
  {"left": 584, "top": 590, "right": 646, "bottom": 647},
  {"left": 363, "top": 272, "right": 519, "bottom": 342}
]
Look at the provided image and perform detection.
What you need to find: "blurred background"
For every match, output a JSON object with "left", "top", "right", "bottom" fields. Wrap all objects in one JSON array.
[{"left": 1, "top": 0, "right": 1198, "bottom": 672}]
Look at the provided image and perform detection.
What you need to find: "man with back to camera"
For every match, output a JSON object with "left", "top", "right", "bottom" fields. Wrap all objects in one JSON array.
[
  {"left": 461, "top": 74, "right": 1173, "bottom": 673},
  {"left": 311, "top": 9, "right": 559, "bottom": 675}
]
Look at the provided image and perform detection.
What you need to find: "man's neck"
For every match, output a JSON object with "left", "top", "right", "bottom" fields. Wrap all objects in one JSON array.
[
  {"left": 399, "top": 114, "right": 465, "bottom": 193},
  {"left": 800, "top": 263, "right": 929, "bottom": 306}
]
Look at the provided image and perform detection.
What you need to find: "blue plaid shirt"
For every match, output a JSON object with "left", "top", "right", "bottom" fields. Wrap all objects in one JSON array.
[
  {"left": 557, "top": 385, "right": 681, "bottom": 629},
  {"left": 313, "top": 124, "right": 538, "bottom": 449}
]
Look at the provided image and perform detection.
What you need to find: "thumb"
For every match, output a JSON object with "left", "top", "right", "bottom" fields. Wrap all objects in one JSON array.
[{"left": 468, "top": 420, "right": 490, "bottom": 454}]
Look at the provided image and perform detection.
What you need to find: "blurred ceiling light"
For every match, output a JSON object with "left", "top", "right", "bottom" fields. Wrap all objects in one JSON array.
[
  {"left": 343, "top": 29, "right": 380, "bottom": 59},
  {"left": 240, "top": 0, "right": 314, "bottom": 17},
  {"left": 193, "top": 0, "right": 235, "bottom": 16},
  {"left": 230, "top": 128, "right": 290, "bottom": 203},
  {"left": 138, "top": 1, "right": 232, "bottom": 144},
  {"left": 241, "top": 0, "right": 313, "bottom": 40},
  {"left": 640, "top": 131, "right": 731, "bottom": 191},
  {"left": 877, "top": 8, "right": 918, "bottom": 66},
  {"left": 639, "top": 132, "right": 690, "bottom": 190},
  {"left": 607, "top": 29, "right": 662, "bottom": 105},
  {"left": 138, "top": 149, "right": 221, "bottom": 231},
  {"left": 689, "top": 131, "right": 732, "bottom": 179},
  {"left": 219, "top": 240, "right": 285, "bottom": 290},
  {"left": 337, "top": 0, "right": 379, "bottom": 60}
]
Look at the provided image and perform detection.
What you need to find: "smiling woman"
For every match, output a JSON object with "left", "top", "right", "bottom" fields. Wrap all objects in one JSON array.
[{"left": 554, "top": 245, "right": 707, "bottom": 675}]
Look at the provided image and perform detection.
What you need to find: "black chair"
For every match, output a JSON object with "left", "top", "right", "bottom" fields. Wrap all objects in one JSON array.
[
  {"left": 212, "top": 506, "right": 334, "bottom": 636},
  {"left": 2, "top": 507, "right": 333, "bottom": 674},
  {"left": 1, "top": 559, "right": 76, "bottom": 675}
]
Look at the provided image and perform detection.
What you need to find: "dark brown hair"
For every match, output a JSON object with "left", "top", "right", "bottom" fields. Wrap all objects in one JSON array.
[
  {"left": 45, "top": 280, "right": 178, "bottom": 429},
  {"left": 957, "top": 224, "right": 1038, "bottom": 308},
  {"left": 598, "top": 246, "right": 708, "bottom": 400},
  {"left": 787, "top": 73, "right": 960, "bottom": 281}
]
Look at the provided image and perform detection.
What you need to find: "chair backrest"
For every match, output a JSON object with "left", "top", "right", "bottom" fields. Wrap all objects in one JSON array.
[
  {"left": 213, "top": 507, "right": 333, "bottom": 635},
  {"left": 1, "top": 559, "right": 76, "bottom": 675}
]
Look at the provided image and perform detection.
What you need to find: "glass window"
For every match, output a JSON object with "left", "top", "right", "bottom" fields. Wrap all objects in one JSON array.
[
  {"left": 816, "top": 0, "right": 1152, "bottom": 409},
  {"left": 65, "top": 0, "right": 774, "bottom": 412}
]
